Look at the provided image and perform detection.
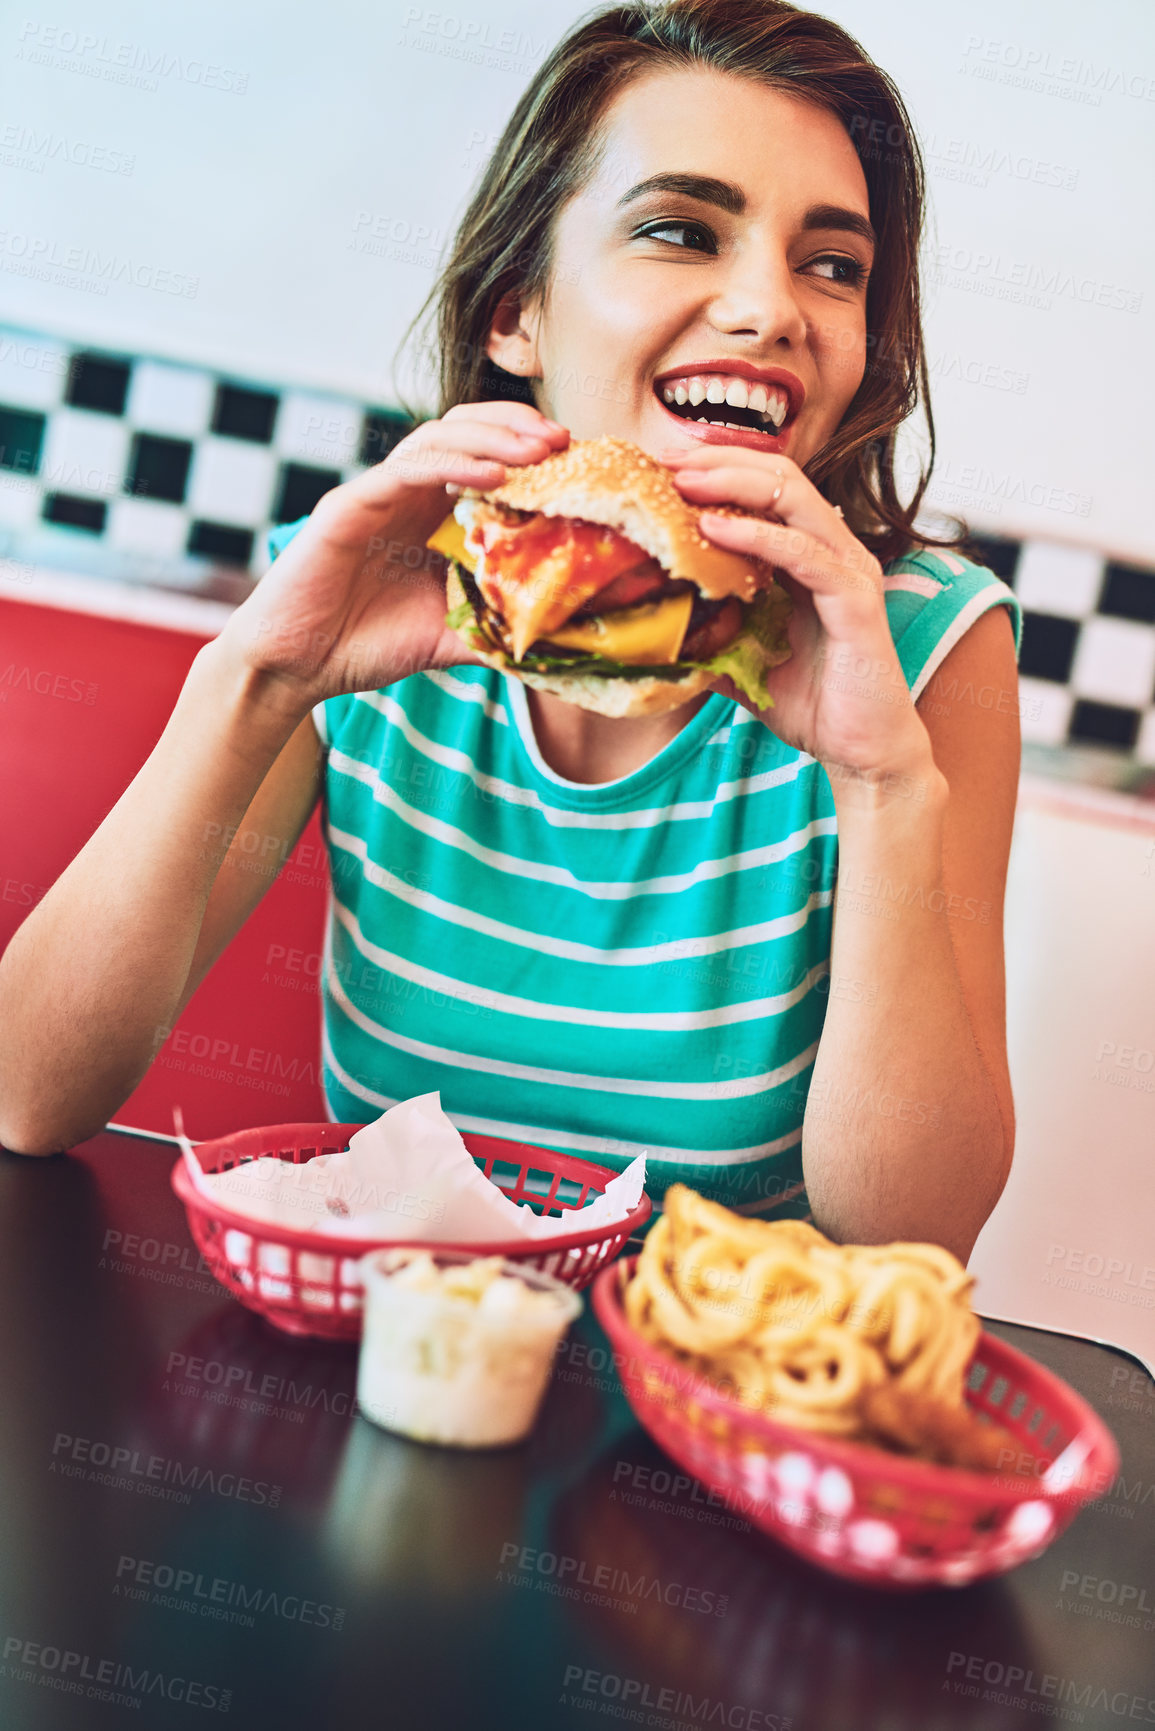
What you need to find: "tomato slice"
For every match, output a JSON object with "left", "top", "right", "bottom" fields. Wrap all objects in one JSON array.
[{"left": 472, "top": 510, "right": 662, "bottom": 660}]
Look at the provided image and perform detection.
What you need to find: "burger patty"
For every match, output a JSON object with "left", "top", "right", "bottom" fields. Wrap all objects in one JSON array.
[
  {"left": 568, "top": 562, "right": 673, "bottom": 616},
  {"left": 569, "top": 571, "right": 741, "bottom": 649},
  {"left": 680, "top": 597, "right": 744, "bottom": 660},
  {"left": 455, "top": 558, "right": 744, "bottom": 664}
]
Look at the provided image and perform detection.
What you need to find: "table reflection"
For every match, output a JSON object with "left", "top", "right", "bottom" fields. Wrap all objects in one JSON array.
[{"left": 550, "top": 1427, "right": 1039, "bottom": 1729}]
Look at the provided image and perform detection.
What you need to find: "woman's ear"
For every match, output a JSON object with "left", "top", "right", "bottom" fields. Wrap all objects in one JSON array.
[{"left": 486, "top": 288, "right": 542, "bottom": 379}]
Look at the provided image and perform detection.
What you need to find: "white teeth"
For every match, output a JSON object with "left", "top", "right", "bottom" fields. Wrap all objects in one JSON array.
[
  {"left": 658, "top": 372, "right": 791, "bottom": 428},
  {"left": 690, "top": 416, "right": 775, "bottom": 433},
  {"left": 658, "top": 371, "right": 792, "bottom": 433}
]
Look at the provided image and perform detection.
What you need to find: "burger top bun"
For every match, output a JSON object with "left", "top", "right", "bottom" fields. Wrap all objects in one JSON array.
[
  {"left": 445, "top": 564, "right": 718, "bottom": 720},
  {"left": 461, "top": 434, "right": 771, "bottom": 603}
]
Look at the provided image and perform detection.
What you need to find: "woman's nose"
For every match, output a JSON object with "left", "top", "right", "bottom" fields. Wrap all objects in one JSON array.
[{"left": 706, "top": 251, "right": 807, "bottom": 350}]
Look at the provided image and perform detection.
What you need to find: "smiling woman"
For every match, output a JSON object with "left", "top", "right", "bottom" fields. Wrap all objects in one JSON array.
[
  {"left": 0, "top": 1, "right": 1023, "bottom": 1267},
  {"left": 414, "top": 3, "right": 934, "bottom": 567}
]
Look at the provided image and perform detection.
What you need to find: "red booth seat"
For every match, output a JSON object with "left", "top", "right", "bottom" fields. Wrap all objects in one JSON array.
[{"left": 0, "top": 595, "right": 328, "bottom": 1141}]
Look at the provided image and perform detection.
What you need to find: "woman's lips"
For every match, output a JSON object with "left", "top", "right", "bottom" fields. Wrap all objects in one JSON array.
[{"left": 652, "top": 387, "right": 792, "bottom": 454}]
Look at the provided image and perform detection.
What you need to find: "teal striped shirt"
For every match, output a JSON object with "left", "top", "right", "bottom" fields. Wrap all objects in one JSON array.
[{"left": 267, "top": 519, "right": 1021, "bottom": 1219}]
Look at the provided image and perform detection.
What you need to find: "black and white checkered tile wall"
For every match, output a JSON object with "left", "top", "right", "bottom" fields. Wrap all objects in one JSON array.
[
  {"left": 961, "top": 533, "right": 1155, "bottom": 764},
  {"left": 0, "top": 324, "right": 410, "bottom": 577},
  {"left": 2, "top": 324, "right": 1155, "bottom": 764}
]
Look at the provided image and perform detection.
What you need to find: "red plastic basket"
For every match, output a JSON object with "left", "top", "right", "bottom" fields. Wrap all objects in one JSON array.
[
  {"left": 171, "top": 1121, "right": 650, "bottom": 1340},
  {"left": 592, "top": 1257, "right": 1119, "bottom": 1589}
]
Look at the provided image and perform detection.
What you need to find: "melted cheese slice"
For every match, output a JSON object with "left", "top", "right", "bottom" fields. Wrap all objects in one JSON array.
[
  {"left": 426, "top": 513, "right": 476, "bottom": 571},
  {"left": 542, "top": 592, "right": 693, "bottom": 665}
]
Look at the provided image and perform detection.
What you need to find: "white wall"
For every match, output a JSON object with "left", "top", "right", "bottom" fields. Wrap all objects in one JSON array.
[
  {"left": 969, "top": 786, "right": 1155, "bottom": 1363},
  {"left": 1, "top": 0, "right": 1151, "bottom": 557}
]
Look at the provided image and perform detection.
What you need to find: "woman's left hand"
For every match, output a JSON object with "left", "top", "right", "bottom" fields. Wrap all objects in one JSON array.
[{"left": 656, "top": 445, "right": 933, "bottom": 783}]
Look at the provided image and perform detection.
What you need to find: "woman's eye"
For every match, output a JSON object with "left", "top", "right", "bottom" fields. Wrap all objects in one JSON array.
[
  {"left": 806, "top": 253, "right": 867, "bottom": 288},
  {"left": 636, "top": 219, "right": 717, "bottom": 254}
]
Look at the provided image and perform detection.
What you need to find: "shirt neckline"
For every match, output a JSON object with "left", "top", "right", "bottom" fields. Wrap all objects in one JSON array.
[{"left": 504, "top": 677, "right": 734, "bottom": 811}]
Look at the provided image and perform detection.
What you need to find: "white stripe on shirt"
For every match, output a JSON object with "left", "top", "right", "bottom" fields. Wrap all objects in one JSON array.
[
  {"left": 327, "top": 822, "right": 832, "bottom": 965},
  {"left": 331, "top": 894, "right": 831, "bottom": 1030},
  {"left": 421, "top": 668, "right": 509, "bottom": 722},
  {"left": 328, "top": 747, "right": 837, "bottom": 899},
  {"left": 321, "top": 1026, "right": 807, "bottom": 1166},
  {"left": 326, "top": 956, "right": 820, "bottom": 1099},
  {"left": 357, "top": 688, "right": 813, "bottom": 828}
]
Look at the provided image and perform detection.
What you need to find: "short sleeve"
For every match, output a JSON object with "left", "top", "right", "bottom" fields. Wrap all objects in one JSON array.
[
  {"left": 266, "top": 515, "right": 310, "bottom": 565},
  {"left": 265, "top": 515, "right": 330, "bottom": 747},
  {"left": 882, "top": 548, "right": 1022, "bottom": 701}
]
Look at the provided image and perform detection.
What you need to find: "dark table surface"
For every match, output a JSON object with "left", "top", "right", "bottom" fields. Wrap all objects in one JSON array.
[{"left": 2, "top": 1128, "right": 1153, "bottom": 1731}]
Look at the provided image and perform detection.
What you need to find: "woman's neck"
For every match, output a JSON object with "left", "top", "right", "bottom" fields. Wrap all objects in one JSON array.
[{"left": 524, "top": 687, "right": 711, "bottom": 784}]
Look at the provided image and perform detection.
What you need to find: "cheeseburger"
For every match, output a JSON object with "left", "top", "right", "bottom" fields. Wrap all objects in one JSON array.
[{"left": 426, "top": 435, "right": 792, "bottom": 718}]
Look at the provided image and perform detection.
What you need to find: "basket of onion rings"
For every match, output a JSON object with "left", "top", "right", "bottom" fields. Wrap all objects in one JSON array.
[{"left": 591, "top": 1185, "right": 1119, "bottom": 1589}]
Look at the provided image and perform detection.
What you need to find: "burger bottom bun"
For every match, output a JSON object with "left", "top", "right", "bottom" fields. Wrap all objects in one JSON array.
[
  {"left": 470, "top": 646, "right": 719, "bottom": 718},
  {"left": 445, "top": 565, "right": 719, "bottom": 718}
]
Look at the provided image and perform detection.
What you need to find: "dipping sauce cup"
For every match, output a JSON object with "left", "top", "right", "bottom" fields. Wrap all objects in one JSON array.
[{"left": 357, "top": 1248, "right": 583, "bottom": 1448}]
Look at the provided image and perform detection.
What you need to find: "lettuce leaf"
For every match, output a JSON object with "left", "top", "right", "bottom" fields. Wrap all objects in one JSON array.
[
  {"left": 501, "top": 654, "right": 690, "bottom": 682},
  {"left": 693, "top": 587, "right": 793, "bottom": 710}
]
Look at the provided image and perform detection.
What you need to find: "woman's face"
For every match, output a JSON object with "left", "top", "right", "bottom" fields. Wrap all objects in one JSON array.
[{"left": 497, "top": 67, "right": 874, "bottom": 468}]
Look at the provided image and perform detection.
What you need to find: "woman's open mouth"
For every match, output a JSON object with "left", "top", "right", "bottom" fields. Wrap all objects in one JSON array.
[{"left": 652, "top": 366, "right": 802, "bottom": 452}]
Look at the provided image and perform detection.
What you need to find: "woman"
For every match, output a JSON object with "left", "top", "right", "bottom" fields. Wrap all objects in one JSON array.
[{"left": 0, "top": 0, "right": 1022, "bottom": 1262}]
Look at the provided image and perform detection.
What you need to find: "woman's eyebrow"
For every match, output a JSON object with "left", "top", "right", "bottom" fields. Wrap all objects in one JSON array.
[
  {"left": 802, "top": 203, "right": 876, "bottom": 251},
  {"left": 615, "top": 172, "right": 744, "bottom": 215},
  {"left": 615, "top": 175, "right": 875, "bottom": 250}
]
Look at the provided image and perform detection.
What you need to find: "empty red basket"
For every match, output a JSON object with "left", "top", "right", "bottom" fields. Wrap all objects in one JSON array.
[
  {"left": 592, "top": 1257, "right": 1119, "bottom": 1589},
  {"left": 172, "top": 1121, "right": 651, "bottom": 1340}
]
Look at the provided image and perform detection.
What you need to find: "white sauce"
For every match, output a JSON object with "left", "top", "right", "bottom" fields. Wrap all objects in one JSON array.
[{"left": 357, "top": 1252, "right": 581, "bottom": 1448}]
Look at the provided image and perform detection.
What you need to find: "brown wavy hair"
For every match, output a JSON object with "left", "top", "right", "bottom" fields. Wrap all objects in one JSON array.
[{"left": 396, "top": 0, "right": 961, "bottom": 567}]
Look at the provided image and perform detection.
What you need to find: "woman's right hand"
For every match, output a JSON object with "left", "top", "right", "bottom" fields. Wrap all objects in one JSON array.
[{"left": 218, "top": 400, "right": 569, "bottom": 710}]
